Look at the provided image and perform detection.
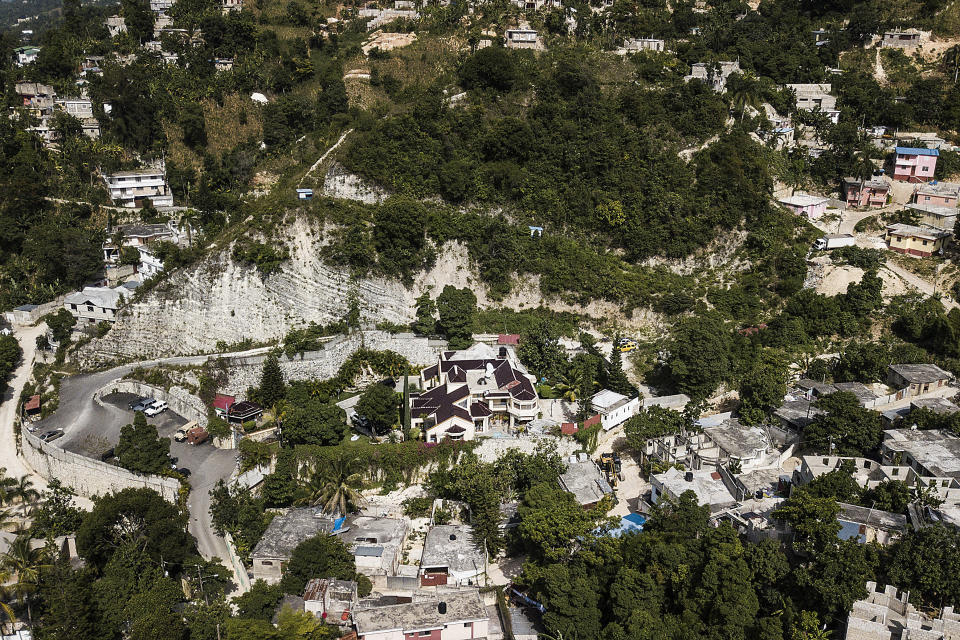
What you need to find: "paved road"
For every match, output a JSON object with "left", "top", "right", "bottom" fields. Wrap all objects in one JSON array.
[
  {"left": 0, "top": 324, "right": 49, "bottom": 487},
  {"left": 28, "top": 346, "right": 272, "bottom": 590}
]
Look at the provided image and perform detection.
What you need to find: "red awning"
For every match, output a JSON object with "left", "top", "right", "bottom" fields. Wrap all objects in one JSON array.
[
  {"left": 24, "top": 395, "right": 41, "bottom": 412},
  {"left": 584, "top": 414, "right": 602, "bottom": 428},
  {"left": 213, "top": 394, "right": 236, "bottom": 411},
  {"left": 498, "top": 334, "right": 520, "bottom": 345}
]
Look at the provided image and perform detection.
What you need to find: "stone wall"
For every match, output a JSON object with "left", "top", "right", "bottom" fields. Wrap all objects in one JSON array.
[
  {"left": 21, "top": 428, "right": 181, "bottom": 502},
  {"left": 94, "top": 379, "right": 209, "bottom": 427},
  {"left": 219, "top": 330, "right": 447, "bottom": 395}
]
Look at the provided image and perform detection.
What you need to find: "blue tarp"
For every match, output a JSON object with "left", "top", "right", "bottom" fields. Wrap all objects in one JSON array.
[{"left": 332, "top": 516, "right": 346, "bottom": 532}]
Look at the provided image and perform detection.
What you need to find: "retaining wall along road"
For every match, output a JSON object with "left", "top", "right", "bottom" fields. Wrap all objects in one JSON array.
[
  {"left": 94, "top": 379, "right": 209, "bottom": 427},
  {"left": 21, "top": 428, "right": 181, "bottom": 502}
]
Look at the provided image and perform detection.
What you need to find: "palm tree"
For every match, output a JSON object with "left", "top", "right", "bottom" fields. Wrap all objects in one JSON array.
[
  {"left": 296, "top": 455, "right": 364, "bottom": 515},
  {"left": 177, "top": 210, "right": 198, "bottom": 247},
  {"left": 0, "top": 564, "right": 16, "bottom": 635},
  {"left": 10, "top": 477, "right": 38, "bottom": 517},
  {"left": 728, "top": 71, "right": 761, "bottom": 123},
  {"left": 1, "top": 533, "right": 51, "bottom": 624}
]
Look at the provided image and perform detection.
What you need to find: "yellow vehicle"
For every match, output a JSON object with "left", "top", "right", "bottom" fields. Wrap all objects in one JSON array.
[{"left": 619, "top": 342, "right": 637, "bottom": 352}]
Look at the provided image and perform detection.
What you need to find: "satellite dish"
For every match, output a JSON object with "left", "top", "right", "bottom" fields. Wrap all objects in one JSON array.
[{"left": 485, "top": 362, "right": 495, "bottom": 376}]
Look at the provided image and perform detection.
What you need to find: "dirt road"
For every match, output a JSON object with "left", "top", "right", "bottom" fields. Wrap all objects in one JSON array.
[{"left": 0, "top": 323, "right": 49, "bottom": 487}]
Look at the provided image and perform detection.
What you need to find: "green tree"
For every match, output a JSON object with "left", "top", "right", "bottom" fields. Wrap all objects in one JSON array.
[
  {"left": 115, "top": 412, "right": 171, "bottom": 475},
  {"left": 624, "top": 406, "right": 687, "bottom": 454},
  {"left": 885, "top": 525, "right": 960, "bottom": 608},
  {"left": 258, "top": 354, "right": 286, "bottom": 409},
  {"left": 436, "top": 285, "right": 477, "bottom": 349},
  {"left": 517, "top": 321, "right": 568, "bottom": 382},
  {"left": 282, "top": 401, "right": 346, "bottom": 447},
  {"left": 373, "top": 197, "right": 428, "bottom": 278},
  {"left": 45, "top": 309, "right": 76, "bottom": 345},
  {"left": 411, "top": 292, "right": 436, "bottom": 335},
  {"left": 233, "top": 580, "right": 283, "bottom": 621},
  {"left": 667, "top": 314, "right": 732, "bottom": 400},
  {"left": 0, "top": 335, "right": 22, "bottom": 398},
  {"left": 76, "top": 487, "right": 193, "bottom": 571},
  {"left": 606, "top": 337, "right": 636, "bottom": 397},
  {"left": 119, "top": 0, "right": 154, "bottom": 43},
  {"left": 805, "top": 392, "right": 884, "bottom": 456},
  {"left": 278, "top": 535, "right": 356, "bottom": 595},
  {"left": 354, "top": 384, "right": 398, "bottom": 436},
  {"left": 35, "top": 554, "right": 97, "bottom": 640},
  {"left": 297, "top": 454, "right": 364, "bottom": 515},
  {"left": 30, "top": 479, "right": 84, "bottom": 538},
  {"left": 861, "top": 480, "right": 910, "bottom": 513},
  {"left": 773, "top": 489, "right": 841, "bottom": 552},
  {"left": 179, "top": 103, "right": 207, "bottom": 149},
  {"left": 738, "top": 351, "right": 789, "bottom": 424},
  {"left": 515, "top": 482, "right": 608, "bottom": 563},
  {"left": 645, "top": 489, "right": 710, "bottom": 538}
]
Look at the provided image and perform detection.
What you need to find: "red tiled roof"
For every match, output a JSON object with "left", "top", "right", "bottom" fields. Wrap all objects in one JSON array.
[
  {"left": 213, "top": 394, "right": 235, "bottom": 411},
  {"left": 561, "top": 422, "right": 578, "bottom": 435},
  {"left": 584, "top": 414, "right": 602, "bottom": 428},
  {"left": 23, "top": 395, "right": 41, "bottom": 412},
  {"left": 498, "top": 334, "right": 520, "bottom": 345}
]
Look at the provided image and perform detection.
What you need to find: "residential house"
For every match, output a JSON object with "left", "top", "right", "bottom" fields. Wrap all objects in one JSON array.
[
  {"left": 335, "top": 516, "right": 407, "bottom": 577},
  {"left": 14, "top": 46, "right": 40, "bottom": 66},
  {"left": 352, "top": 589, "right": 489, "bottom": 640},
  {"left": 882, "top": 28, "right": 923, "bottom": 47},
  {"left": 137, "top": 245, "right": 164, "bottom": 278},
  {"left": 590, "top": 389, "right": 639, "bottom": 431},
  {"left": 881, "top": 429, "right": 960, "bottom": 488},
  {"left": 414, "top": 343, "right": 540, "bottom": 442},
  {"left": 54, "top": 97, "right": 100, "bottom": 138},
  {"left": 684, "top": 60, "right": 741, "bottom": 92},
  {"left": 14, "top": 83, "right": 55, "bottom": 115},
  {"left": 511, "top": 0, "right": 557, "bottom": 9},
  {"left": 894, "top": 146, "right": 938, "bottom": 183},
  {"left": 63, "top": 286, "right": 132, "bottom": 325},
  {"left": 251, "top": 509, "right": 340, "bottom": 584},
  {"left": 794, "top": 379, "right": 879, "bottom": 407},
  {"left": 843, "top": 177, "right": 889, "bottom": 208},
  {"left": 913, "top": 182, "right": 959, "bottom": 208},
  {"left": 618, "top": 37, "right": 666, "bottom": 54},
  {"left": 227, "top": 400, "right": 262, "bottom": 425},
  {"left": 691, "top": 419, "right": 778, "bottom": 471},
  {"left": 102, "top": 223, "right": 179, "bottom": 264},
  {"left": 79, "top": 55, "right": 105, "bottom": 76},
  {"left": 505, "top": 28, "right": 542, "bottom": 50},
  {"left": 905, "top": 204, "right": 958, "bottom": 231},
  {"left": 419, "top": 525, "right": 486, "bottom": 587},
  {"left": 214, "top": 58, "right": 234, "bottom": 71},
  {"left": 303, "top": 578, "right": 357, "bottom": 624},
  {"left": 104, "top": 16, "right": 127, "bottom": 37},
  {"left": 837, "top": 503, "right": 906, "bottom": 546},
  {"left": 774, "top": 399, "right": 825, "bottom": 431},
  {"left": 845, "top": 581, "right": 960, "bottom": 640},
  {"left": 150, "top": 0, "right": 174, "bottom": 12},
  {"left": 777, "top": 193, "right": 829, "bottom": 219},
  {"left": 650, "top": 467, "right": 737, "bottom": 513},
  {"left": 221, "top": 0, "right": 243, "bottom": 11},
  {"left": 888, "top": 363, "right": 952, "bottom": 397},
  {"left": 102, "top": 167, "right": 174, "bottom": 208},
  {"left": 785, "top": 83, "right": 840, "bottom": 124},
  {"left": 558, "top": 455, "right": 615, "bottom": 508}
]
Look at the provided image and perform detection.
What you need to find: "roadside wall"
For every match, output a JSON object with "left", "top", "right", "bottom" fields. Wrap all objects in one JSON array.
[
  {"left": 220, "top": 331, "right": 446, "bottom": 395},
  {"left": 94, "top": 379, "right": 208, "bottom": 427},
  {"left": 21, "top": 428, "right": 181, "bottom": 502},
  {"left": 3, "top": 295, "right": 66, "bottom": 326}
]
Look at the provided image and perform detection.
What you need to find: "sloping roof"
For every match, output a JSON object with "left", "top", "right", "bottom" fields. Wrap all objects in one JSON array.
[
  {"left": 251, "top": 509, "right": 337, "bottom": 559},
  {"left": 889, "top": 363, "right": 952, "bottom": 384},
  {"left": 896, "top": 146, "right": 939, "bottom": 157},
  {"left": 470, "top": 401, "right": 491, "bottom": 417},
  {"left": 779, "top": 193, "right": 829, "bottom": 207},
  {"left": 213, "top": 394, "right": 236, "bottom": 411},
  {"left": 64, "top": 287, "right": 123, "bottom": 310},
  {"left": 23, "top": 395, "right": 41, "bottom": 412},
  {"left": 886, "top": 223, "right": 950, "bottom": 241},
  {"left": 497, "top": 334, "right": 520, "bottom": 345}
]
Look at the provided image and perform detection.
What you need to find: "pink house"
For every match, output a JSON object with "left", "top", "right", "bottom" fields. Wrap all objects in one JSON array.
[
  {"left": 912, "top": 182, "right": 959, "bottom": 208},
  {"left": 894, "top": 147, "right": 938, "bottom": 183},
  {"left": 778, "top": 193, "right": 829, "bottom": 219},
  {"left": 843, "top": 177, "right": 889, "bottom": 208}
]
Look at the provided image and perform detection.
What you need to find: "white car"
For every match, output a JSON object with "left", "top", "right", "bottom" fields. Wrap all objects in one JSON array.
[{"left": 144, "top": 401, "right": 168, "bottom": 417}]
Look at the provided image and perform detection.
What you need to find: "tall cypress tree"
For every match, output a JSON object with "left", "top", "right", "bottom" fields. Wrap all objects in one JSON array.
[
  {"left": 259, "top": 353, "right": 286, "bottom": 408},
  {"left": 608, "top": 336, "right": 637, "bottom": 398}
]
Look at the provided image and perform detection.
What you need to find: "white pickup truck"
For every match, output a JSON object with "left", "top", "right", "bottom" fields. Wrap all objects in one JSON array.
[
  {"left": 813, "top": 234, "right": 856, "bottom": 251},
  {"left": 144, "top": 401, "right": 169, "bottom": 417}
]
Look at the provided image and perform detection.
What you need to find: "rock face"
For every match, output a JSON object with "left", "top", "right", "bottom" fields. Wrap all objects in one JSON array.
[
  {"left": 322, "top": 162, "right": 389, "bottom": 204},
  {"left": 79, "top": 217, "right": 428, "bottom": 364}
]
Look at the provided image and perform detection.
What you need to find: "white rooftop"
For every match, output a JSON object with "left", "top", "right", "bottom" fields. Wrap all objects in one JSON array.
[
  {"left": 779, "top": 193, "right": 829, "bottom": 207},
  {"left": 591, "top": 389, "right": 630, "bottom": 411},
  {"left": 654, "top": 467, "right": 736, "bottom": 509}
]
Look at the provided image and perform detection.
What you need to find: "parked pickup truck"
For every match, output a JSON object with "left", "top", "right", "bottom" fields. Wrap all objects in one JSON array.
[
  {"left": 186, "top": 426, "right": 209, "bottom": 445},
  {"left": 174, "top": 421, "right": 198, "bottom": 442},
  {"left": 813, "top": 234, "right": 855, "bottom": 251},
  {"left": 129, "top": 397, "right": 156, "bottom": 412}
]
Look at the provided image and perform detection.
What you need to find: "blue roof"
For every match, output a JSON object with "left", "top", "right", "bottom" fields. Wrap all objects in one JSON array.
[
  {"left": 896, "top": 147, "right": 939, "bottom": 156},
  {"left": 333, "top": 516, "right": 346, "bottom": 531}
]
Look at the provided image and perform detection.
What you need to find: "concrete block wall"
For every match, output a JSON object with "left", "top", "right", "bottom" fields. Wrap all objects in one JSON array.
[
  {"left": 94, "top": 379, "right": 208, "bottom": 427},
  {"left": 219, "top": 331, "right": 446, "bottom": 396},
  {"left": 21, "top": 427, "right": 180, "bottom": 502}
]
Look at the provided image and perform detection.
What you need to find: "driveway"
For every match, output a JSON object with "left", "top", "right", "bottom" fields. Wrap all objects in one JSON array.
[{"left": 0, "top": 323, "right": 49, "bottom": 487}]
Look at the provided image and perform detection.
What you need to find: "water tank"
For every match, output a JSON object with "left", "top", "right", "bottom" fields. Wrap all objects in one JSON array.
[
  {"left": 684, "top": 471, "right": 694, "bottom": 482},
  {"left": 438, "top": 602, "right": 447, "bottom": 615}
]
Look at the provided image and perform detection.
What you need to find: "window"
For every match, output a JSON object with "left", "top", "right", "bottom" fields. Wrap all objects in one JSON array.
[
  {"left": 86, "top": 305, "right": 94, "bottom": 312},
  {"left": 926, "top": 196, "right": 931, "bottom": 201},
  {"left": 923, "top": 240, "right": 928, "bottom": 246},
  {"left": 70, "top": 304, "right": 77, "bottom": 310},
  {"left": 261, "top": 561, "right": 273, "bottom": 566}
]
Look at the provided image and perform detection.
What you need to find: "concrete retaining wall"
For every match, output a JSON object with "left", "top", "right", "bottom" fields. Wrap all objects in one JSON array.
[
  {"left": 94, "top": 379, "right": 209, "bottom": 428},
  {"left": 3, "top": 296, "right": 66, "bottom": 326},
  {"left": 21, "top": 428, "right": 181, "bottom": 502},
  {"left": 220, "top": 330, "right": 446, "bottom": 395}
]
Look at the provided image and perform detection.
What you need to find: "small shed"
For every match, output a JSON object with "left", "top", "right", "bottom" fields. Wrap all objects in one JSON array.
[
  {"left": 296, "top": 188, "right": 313, "bottom": 200},
  {"left": 23, "top": 395, "right": 41, "bottom": 417}
]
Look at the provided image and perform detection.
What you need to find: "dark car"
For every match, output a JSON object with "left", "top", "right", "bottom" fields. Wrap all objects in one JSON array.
[
  {"left": 129, "top": 398, "right": 156, "bottom": 412},
  {"left": 39, "top": 429, "right": 64, "bottom": 442},
  {"left": 176, "top": 468, "right": 192, "bottom": 477}
]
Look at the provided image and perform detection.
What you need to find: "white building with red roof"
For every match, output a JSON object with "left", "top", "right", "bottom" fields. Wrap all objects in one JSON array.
[{"left": 412, "top": 343, "right": 540, "bottom": 442}]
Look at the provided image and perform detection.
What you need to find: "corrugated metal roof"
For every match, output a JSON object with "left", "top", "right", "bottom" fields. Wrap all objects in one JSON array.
[{"left": 896, "top": 146, "right": 939, "bottom": 156}]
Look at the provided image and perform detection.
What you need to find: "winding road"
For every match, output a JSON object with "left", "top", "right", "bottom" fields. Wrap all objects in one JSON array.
[{"left": 2, "top": 332, "right": 272, "bottom": 592}]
